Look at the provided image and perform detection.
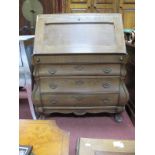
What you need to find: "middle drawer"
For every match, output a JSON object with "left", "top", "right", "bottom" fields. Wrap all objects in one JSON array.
[
  {"left": 38, "top": 76, "right": 120, "bottom": 93},
  {"left": 34, "top": 64, "right": 121, "bottom": 76}
]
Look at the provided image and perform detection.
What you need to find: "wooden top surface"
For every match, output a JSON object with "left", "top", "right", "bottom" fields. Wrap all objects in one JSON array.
[
  {"left": 34, "top": 13, "right": 126, "bottom": 55},
  {"left": 77, "top": 138, "right": 135, "bottom": 155},
  {"left": 19, "top": 119, "right": 69, "bottom": 155}
]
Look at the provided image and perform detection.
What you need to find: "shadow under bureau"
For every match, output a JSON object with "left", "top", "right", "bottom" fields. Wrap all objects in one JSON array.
[{"left": 32, "top": 14, "right": 129, "bottom": 122}]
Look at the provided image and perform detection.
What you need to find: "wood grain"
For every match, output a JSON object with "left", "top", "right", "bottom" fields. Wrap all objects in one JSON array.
[
  {"left": 19, "top": 119, "right": 69, "bottom": 155},
  {"left": 34, "top": 14, "right": 126, "bottom": 54},
  {"left": 119, "top": 0, "right": 135, "bottom": 29},
  {"left": 32, "top": 14, "right": 129, "bottom": 116},
  {"left": 77, "top": 138, "right": 135, "bottom": 155}
]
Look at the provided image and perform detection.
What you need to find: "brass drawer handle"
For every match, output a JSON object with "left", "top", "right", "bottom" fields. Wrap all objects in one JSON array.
[
  {"left": 102, "top": 67, "right": 112, "bottom": 74},
  {"left": 74, "top": 65, "right": 84, "bottom": 71},
  {"left": 50, "top": 99, "right": 57, "bottom": 105},
  {"left": 36, "top": 58, "right": 40, "bottom": 63},
  {"left": 72, "top": 95, "right": 85, "bottom": 101},
  {"left": 75, "top": 80, "right": 84, "bottom": 85},
  {"left": 49, "top": 83, "right": 57, "bottom": 89},
  {"left": 101, "top": 99, "right": 110, "bottom": 104},
  {"left": 102, "top": 83, "right": 111, "bottom": 88},
  {"left": 48, "top": 69, "right": 56, "bottom": 75},
  {"left": 120, "top": 56, "right": 123, "bottom": 61}
]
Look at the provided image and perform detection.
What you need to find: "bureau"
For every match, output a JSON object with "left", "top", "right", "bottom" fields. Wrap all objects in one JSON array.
[{"left": 32, "top": 13, "right": 129, "bottom": 122}]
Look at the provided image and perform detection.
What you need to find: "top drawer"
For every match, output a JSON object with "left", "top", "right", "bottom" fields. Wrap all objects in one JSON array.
[
  {"left": 32, "top": 54, "right": 127, "bottom": 64},
  {"left": 34, "top": 64, "right": 123, "bottom": 76}
]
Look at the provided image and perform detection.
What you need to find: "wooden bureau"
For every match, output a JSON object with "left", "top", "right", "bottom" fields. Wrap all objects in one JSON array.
[{"left": 32, "top": 14, "right": 129, "bottom": 122}]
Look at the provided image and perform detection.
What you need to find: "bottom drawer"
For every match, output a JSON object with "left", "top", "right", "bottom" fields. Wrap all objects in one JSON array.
[{"left": 39, "top": 93, "right": 119, "bottom": 106}]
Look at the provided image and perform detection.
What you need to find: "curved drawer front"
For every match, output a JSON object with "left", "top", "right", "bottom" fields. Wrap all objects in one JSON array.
[
  {"left": 33, "top": 54, "right": 127, "bottom": 64},
  {"left": 39, "top": 77, "right": 120, "bottom": 93},
  {"left": 35, "top": 64, "right": 121, "bottom": 76},
  {"left": 40, "top": 93, "right": 119, "bottom": 106}
]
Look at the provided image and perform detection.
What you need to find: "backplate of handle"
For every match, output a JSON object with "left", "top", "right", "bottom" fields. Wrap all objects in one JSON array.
[
  {"left": 102, "top": 83, "right": 111, "bottom": 88},
  {"left": 49, "top": 83, "right": 57, "bottom": 89},
  {"left": 102, "top": 67, "right": 112, "bottom": 74},
  {"left": 48, "top": 69, "right": 56, "bottom": 75}
]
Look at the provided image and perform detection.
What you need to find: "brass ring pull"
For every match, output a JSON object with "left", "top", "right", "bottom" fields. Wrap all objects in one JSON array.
[
  {"left": 74, "top": 65, "right": 84, "bottom": 71},
  {"left": 75, "top": 80, "right": 84, "bottom": 85},
  {"left": 102, "top": 83, "right": 111, "bottom": 88},
  {"left": 102, "top": 67, "right": 112, "bottom": 74},
  {"left": 49, "top": 83, "right": 57, "bottom": 89},
  {"left": 48, "top": 69, "right": 56, "bottom": 75}
]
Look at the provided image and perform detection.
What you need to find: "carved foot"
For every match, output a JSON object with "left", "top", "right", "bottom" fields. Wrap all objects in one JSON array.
[{"left": 114, "top": 113, "right": 123, "bottom": 123}]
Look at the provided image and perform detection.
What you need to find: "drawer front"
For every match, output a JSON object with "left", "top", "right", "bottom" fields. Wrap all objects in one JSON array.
[
  {"left": 38, "top": 77, "right": 120, "bottom": 93},
  {"left": 40, "top": 93, "right": 119, "bottom": 106},
  {"left": 33, "top": 54, "right": 127, "bottom": 64},
  {"left": 35, "top": 64, "right": 121, "bottom": 76}
]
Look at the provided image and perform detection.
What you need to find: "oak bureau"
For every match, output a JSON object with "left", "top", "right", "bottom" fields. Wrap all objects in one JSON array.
[{"left": 32, "top": 14, "right": 129, "bottom": 122}]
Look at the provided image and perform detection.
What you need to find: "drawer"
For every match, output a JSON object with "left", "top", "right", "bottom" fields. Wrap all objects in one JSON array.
[
  {"left": 34, "top": 64, "right": 121, "bottom": 76},
  {"left": 38, "top": 76, "right": 120, "bottom": 93},
  {"left": 40, "top": 93, "right": 119, "bottom": 106},
  {"left": 33, "top": 54, "right": 127, "bottom": 64}
]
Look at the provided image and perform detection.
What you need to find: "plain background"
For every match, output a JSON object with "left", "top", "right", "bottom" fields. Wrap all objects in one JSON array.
[{"left": 0, "top": 0, "right": 155, "bottom": 154}]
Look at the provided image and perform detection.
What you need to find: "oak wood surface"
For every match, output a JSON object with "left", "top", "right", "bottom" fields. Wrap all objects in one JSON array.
[
  {"left": 34, "top": 14, "right": 126, "bottom": 54},
  {"left": 19, "top": 119, "right": 69, "bottom": 155},
  {"left": 35, "top": 64, "right": 122, "bottom": 76},
  {"left": 32, "top": 14, "right": 129, "bottom": 116},
  {"left": 65, "top": 0, "right": 117, "bottom": 13},
  {"left": 64, "top": 0, "right": 135, "bottom": 29},
  {"left": 119, "top": 0, "right": 135, "bottom": 29},
  {"left": 33, "top": 54, "right": 127, "bottom": 64},
  {"left": 77, "top": 138, "right": 135, "bottom": 155},
  {"left": 38, "top": 76, "right": 120, "bottom": 93}
]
